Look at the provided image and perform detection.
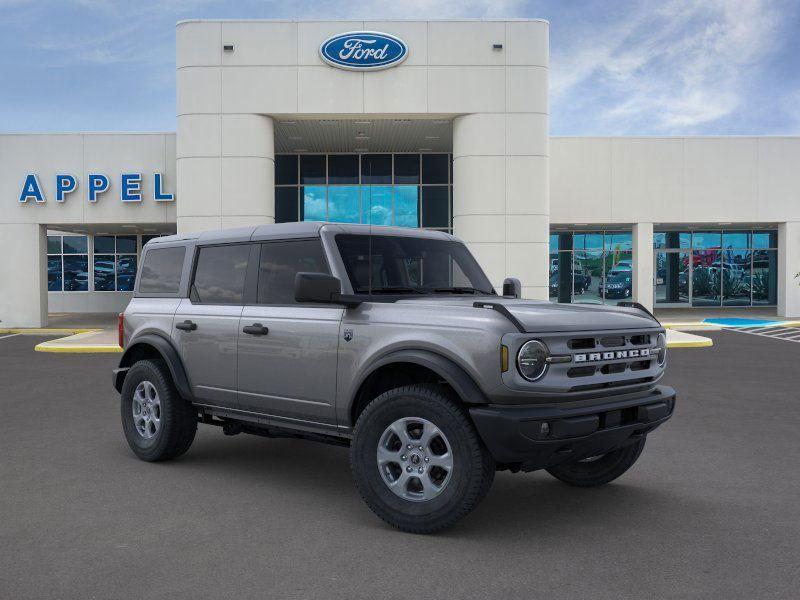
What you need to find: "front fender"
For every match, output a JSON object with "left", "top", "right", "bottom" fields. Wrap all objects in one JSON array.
[
  {"left": 350, "top": 348, "right": 489, "bottom": 410},
  {"left": 113, "top": 333, "right": 193, "bottom": 401}
]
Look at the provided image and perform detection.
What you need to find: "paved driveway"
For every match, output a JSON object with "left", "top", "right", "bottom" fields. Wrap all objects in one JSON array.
[{"left": 1, "top": 332, "right": 798, "bottom": 599}]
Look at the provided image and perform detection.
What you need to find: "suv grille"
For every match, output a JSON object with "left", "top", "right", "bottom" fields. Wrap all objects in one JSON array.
[{"left": 517, "top": 328, "right": 663, "bottom": 395}]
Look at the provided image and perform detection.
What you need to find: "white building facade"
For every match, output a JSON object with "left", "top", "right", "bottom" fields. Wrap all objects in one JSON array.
[{"left": 0, "top": 19, "right": 798, "bottom": 327}]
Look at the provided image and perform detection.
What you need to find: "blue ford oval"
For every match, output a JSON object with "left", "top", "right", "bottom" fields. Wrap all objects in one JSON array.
[{"left": 319, "top": 31, "right": 408, "bottom": 71}]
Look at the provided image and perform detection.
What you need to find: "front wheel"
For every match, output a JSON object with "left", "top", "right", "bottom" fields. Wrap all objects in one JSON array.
[
  {"left": 546, "top": 437, "right": 646, "bottom": 487},
  {"left": 350, "top": 385, "right": 495, "bottom": 534}
]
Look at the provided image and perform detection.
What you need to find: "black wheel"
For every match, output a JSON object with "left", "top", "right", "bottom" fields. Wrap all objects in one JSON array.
[
  {"left": 120, "top": 359, "right": 197, "bottom": 462},
  {"left": 350, "top": 385, "right": 495, "bottom": 534},
  {"left": 546, "top": 437, "right": 646, "bottom": 487}
]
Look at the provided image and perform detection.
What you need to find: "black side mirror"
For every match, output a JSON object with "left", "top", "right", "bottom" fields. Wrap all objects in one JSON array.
[
  {"left": 294, "top": 272, "right": 362, "bottom": 307},
  {"left": 502, "top": 277, "right": 522, "bottom": 298}
]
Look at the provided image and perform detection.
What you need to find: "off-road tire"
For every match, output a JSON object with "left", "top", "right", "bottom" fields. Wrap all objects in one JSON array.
[
  {"left": 350, "top": 384, "right": 495, "bottom": 534},
  {"left": 120, "top": 359, "right": 197, "bottom": 462},
  {"left": 546, "top": 437, "right": 646, "bottom": 487}
]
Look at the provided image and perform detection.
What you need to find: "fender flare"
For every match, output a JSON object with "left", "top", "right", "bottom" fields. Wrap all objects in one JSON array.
[
  {"left": 114, "top": 333, "right": 193, "bottom": 400},
  {"left": 350, "top": 348, "right": 488, "bottom": 420}
]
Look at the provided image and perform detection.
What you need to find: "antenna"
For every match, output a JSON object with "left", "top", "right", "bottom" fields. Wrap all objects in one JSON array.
[{"left": 368, "top": 158, "right": 373, "bottom": 296}]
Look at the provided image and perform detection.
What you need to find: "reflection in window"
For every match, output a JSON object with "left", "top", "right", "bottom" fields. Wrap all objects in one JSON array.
[
  {"left": 48, "top": 256, "right": 62, "bottom": 291},
  {"left": 394, "top": 186, "right": 419, "bottom": 228},
  {"left": 93, "top": 235, "right": 138, "bottom": 292},
  {"left": 549, "top": 231, "right": 634, "bottom": 306},
  {"left": 63, "top": 255, "right": 89, "bottom": 291},
  {"left": 302, "top": 186, "right": 327, "bottom": 221},
  {"left": 655, "top": 251, "right": 690, "bottom": 305},
  {"left": 117, "top": 256, "right": 137, "bottom": 291},
  {"left": 47, "top": 235, "right": 88, "bottom": 292},
  {"left": 257, "top": 240, "right": 329, "bottom": 304},
  {"left": 327, "top": 186, "right": 360, "bottom": 223},
  {"left": 191, "top": 244, "right": 249, "bottom": 304},
  {"left": 94, "top": 255, "right": 116, "bottom": 291},
  {"left": 654, "top": 229, "right": 778, "bottom": 307},
  {"left": 753, "top": 249, "right": 777, "bottom": 305},
  {"left": 277, "top": 153, "right": 452, "bottom": 232},
  {"left": 362, "top": 186, "right": 393, "bottom": 226}
]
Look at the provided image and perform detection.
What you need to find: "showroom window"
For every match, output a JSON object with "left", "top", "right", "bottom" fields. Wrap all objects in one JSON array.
[
  {"left": 548, "top": 231, "right": 633, "bottom": 306},
  {"left": 654, "top": 229, "right": 777, "bottom": 307},
  {"left": 47, "top": 235, "right": 89, "bottom": 292},
  {"left": 48, "top": 233, "right": 172, "bottom": 293},
  {"left": 274, "top": 153, "right": 453, "bottom": 232},
  {"left": 93, "top": 235, "right": 138, "bottom": 292}
]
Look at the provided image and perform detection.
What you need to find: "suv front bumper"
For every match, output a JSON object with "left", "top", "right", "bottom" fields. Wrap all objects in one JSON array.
[{"left": 469, "top": 385, "right": 676, "bottom": 472}]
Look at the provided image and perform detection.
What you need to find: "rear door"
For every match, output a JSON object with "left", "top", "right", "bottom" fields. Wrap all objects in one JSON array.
[
  {"left": 237, "top": 239, "right": 342, "bottom": 427},
  {"left": 173, "top": 243, "right": 256, "bottom": 408}
]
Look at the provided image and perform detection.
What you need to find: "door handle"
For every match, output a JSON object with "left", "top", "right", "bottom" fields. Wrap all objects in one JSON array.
[
  {"left": 175, "top": 320, "right": 197, "bottom": 332},
  {"left": 242, "top": 323, "right": 269, "bottom": 336}
]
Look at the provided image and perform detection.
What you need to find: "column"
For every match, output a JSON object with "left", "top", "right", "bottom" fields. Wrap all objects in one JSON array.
[
  {"left": 453, "top": 113, "right": 549, "bottom": 299},
  {"left": 632, "top": 222, "right": 654, "bottom": 312},
  {"left": 177, "top": 114, "right": 275, "bottom": 234},
  {"left": 778, "top": 221, "right": 800, "bottom": 318},
  {"left": 0, "top": 224, "right": 47, "bottom": 327}
]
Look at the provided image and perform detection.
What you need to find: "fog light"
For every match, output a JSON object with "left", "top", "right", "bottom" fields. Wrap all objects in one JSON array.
[{"left": 540, "top": 422, "right": 550, "bottom": 436}]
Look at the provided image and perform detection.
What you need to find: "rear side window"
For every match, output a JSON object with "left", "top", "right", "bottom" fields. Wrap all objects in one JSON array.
[
  {"left": 138, "top": 247, "right": 186, "bottom": 294},
  {"left": 257, "top": 240, "right": 329, "bottom": 304},
  {"left": 191, "top": 244, "right": 250, "bottom": 304}
]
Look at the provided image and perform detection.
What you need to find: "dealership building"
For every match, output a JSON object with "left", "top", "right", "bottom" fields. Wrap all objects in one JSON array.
[{"left": 1, "top": 18, "right": 799, "bottom": 327}]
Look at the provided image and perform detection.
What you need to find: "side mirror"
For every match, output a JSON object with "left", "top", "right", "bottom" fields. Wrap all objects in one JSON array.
[
  {"left": 502, "top": 277, "right": 521, "bottom": 298},
  {"left": 294, "top": 272, "right": 362, "bottom": 307}
]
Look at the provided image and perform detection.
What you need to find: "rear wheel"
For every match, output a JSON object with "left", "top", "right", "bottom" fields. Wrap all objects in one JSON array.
[
  {"left": 546, "top": 437, "right": 646, "bottom": 487},
  {"left": 350, "top": 385, "right": 494, "bottom": 534},
  {"left": 120, "top": 359, "right": 197, "bottom": 462}
]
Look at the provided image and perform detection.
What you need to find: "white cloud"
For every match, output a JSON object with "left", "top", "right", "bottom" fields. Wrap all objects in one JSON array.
[{"left": 551, "top": 0, "right": 790, "bottom": 133}]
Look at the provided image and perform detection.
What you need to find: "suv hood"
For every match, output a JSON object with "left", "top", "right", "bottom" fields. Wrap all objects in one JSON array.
[{"left": 395, "top": 296, "right": 659, "bottom": 332}]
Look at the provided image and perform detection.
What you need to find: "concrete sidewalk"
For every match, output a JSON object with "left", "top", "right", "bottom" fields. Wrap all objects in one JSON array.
[{"left": 33, "top": 329, "right": 122, "bottom": 353}]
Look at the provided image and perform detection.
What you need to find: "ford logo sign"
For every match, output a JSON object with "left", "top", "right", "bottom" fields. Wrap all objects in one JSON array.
[{"left": 319, "top": 31, "right": 408, "bottom": 71}]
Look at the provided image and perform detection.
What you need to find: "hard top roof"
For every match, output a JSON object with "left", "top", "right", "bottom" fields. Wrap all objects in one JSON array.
[{"left": 144, "top": 222, "right": 456, "bottom": 246}]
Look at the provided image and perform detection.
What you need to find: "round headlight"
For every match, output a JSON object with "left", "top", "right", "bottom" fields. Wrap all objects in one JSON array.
[
  {"left": 517, "top": 340, "right": 549, "bottom": 381},
  {"left": 656, "top": 332, "right": 667, "bottom": 366}
]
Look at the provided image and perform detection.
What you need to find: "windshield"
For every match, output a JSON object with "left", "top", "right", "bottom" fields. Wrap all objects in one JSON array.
[{"left": 335, "top": 234, "right": 495, "bottom": 295}]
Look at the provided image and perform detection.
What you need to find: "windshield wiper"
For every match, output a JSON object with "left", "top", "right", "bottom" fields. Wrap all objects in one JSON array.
[
  {"left": 431, "top": 287, "right": 494, "bottom": 295},
  {"left": 354, "top": 286, "right": 428, "bottom": 295}
]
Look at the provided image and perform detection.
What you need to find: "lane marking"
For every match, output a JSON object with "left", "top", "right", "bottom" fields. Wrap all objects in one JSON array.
[
  {"left": 725, "top": 326, "right": 800, "bottom": 344},
  {"left": 0, "top": 333, "right": 21, "bottom": 341}
]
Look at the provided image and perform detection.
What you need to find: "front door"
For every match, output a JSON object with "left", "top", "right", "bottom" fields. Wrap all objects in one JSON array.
[
  {"left": 237, "top": 239, "right": 342, "bottom": 428},
  {"left": 173, "top": 243, "right": 253, "bottom": 408}
]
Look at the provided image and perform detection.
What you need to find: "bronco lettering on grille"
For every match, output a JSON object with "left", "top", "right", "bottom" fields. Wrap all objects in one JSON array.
[{"left": 574, "top": 348, "right": 651, "bottom": 363}]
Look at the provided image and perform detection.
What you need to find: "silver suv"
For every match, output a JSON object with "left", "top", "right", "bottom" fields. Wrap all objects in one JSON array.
[{"left": 113, "top": 223, "right": 675, "bottom": 533}]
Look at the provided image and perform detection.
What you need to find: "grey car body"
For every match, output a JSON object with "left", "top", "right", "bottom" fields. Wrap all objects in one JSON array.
[{"left": 113, "top": 222, "right": 675, "bottom": 531}]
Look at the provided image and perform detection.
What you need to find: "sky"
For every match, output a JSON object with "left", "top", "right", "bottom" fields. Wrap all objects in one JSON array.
[{"left": 0, "top": 0, "right": 798, "bottom": 135}]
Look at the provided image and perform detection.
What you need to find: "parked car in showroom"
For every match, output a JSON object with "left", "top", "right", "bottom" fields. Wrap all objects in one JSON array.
[
  {"left": 599, "top": 272, "right": 633, "bottom": 299},
  {"left": 113, "top": 223, "right": 674, "bottom": 533}
]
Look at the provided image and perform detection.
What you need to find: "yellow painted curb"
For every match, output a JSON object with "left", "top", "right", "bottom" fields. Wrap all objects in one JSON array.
[
  {"left": 0, "top": 328, "right": 100, "bottom": 335},
  {"left": 34, "top": 343, "right": 122, "bottom": 354},
  {"left": 662, "top": 322, "right": 720, "bottom": 330},
  {"left": 667, "top": 338, "right": 714, "bottom": 348}
]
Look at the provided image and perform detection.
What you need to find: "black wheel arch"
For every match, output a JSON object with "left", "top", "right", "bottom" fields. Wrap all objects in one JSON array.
[
  {"left": 348, "top": 348, "right": 488, "bottom": 427},
  {"left": 114, "top": 333, "right": 193, "bottom": 401}
]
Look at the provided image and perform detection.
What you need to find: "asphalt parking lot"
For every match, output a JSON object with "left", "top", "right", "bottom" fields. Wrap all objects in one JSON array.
[{"left": 1, "top": 331, "right": 799, "bottom": 599}]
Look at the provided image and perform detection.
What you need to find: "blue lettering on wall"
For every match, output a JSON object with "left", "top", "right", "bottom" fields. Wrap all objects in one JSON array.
[
  {"left": 87, "top": 174, "right": 110, "bottom": 203},
  {"left": 19, "top": 174, "right": 45, "bottom": 203},
  {"left": 121, "top": 173, "right": 142, "bottom": 202},
  {"left": 55, "top": 174, "right": 77, "bottom": 202},
  {"left": 153, "top": 173, "right": 174, "bottom": 202},
  {"left": 18, "top": 173, "right": 174, "bottom": 205},
  {"left": 319, "top": 31, "right": 408, "bottom": 71}
]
